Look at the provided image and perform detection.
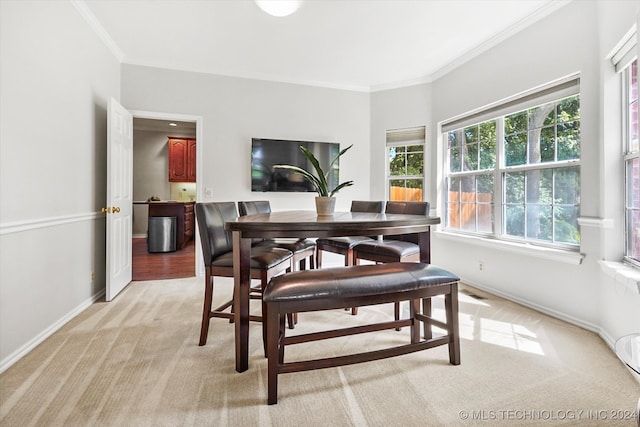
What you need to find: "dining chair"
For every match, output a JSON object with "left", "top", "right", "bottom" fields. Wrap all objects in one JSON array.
[
  {"left": 351, "top": 201, "right": 431, "bottom": 317},
  {"left": 315, "top": 200, "right": 385, "bottom": 315},
  {"left": 353, "top": 201, "right": 431, "bottom": 264},
  {"left": 315, "top": 200, "right": 385, "bottom": 268},
  {"left": 238, "top": 200, "right": 317, "bottom": 329},
  {"left": 238, "top": 200, "right": 316, "bottom": 272},
  {"left": 195, "top": 202, "right": 293, "bottom": 348}
]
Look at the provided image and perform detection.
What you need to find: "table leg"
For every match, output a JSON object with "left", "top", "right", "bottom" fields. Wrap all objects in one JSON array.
[
  {"left": 233, "top": 231, "right": 251, "bottom": 372},
  {"left": 418, "top": 228, "right": 431, "bottom": 264}
]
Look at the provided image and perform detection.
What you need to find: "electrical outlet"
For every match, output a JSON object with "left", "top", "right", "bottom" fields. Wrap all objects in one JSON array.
[
  {"left": 478, "top": 262, "right": 484, "bottom": 271},
  {"left": 91, "top": 271, "right": 95, "bottom": 281}
]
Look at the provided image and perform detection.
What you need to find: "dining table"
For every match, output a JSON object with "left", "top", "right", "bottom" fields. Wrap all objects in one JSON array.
[{"left": 224, "top": 209, "right": 441, "bottom": 372}]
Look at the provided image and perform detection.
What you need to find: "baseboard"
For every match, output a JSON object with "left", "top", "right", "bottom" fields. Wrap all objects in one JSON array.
[
  {"left": 461, "top": 277, "right": 601, "bottom": 334},
  {"left": 0, "top": 289, "right": 105, "bottom": 374},
  {"left": 461, "top": 277, "right": 640, "bottom": 384}
]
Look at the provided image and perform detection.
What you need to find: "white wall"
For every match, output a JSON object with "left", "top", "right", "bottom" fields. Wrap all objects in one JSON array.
[
  {"left": 121, "top": 66, "right": 371, "bottom": 213},
  {"left": 0, "top": 1, "right": 120, "bottom": 370},
  {"left": 370, "top": 84, "right": 432, "bottom": 202},
  {"left": 414, "top": 0, "right": 638, "bottom": 344},
  {"left": 597, "top": 0, "right": 640, "bottom": 343}
]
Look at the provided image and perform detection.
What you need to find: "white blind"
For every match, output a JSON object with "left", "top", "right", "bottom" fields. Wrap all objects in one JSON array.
[
  {"left": 386, "top": 126, "right": 425, "bottom": 146},
  {"left": 441, "top": 75, "right": 580, "bottom": 133}
]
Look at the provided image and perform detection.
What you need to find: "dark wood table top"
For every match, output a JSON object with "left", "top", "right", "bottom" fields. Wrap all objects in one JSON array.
[{"left": 225, "top": 210, "right": 440, "bottom": 238}]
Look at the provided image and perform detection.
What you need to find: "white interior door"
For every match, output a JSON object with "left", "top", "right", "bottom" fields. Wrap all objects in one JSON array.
[{"left": 106, "top": 97, "right": 133, "bottom": 301}]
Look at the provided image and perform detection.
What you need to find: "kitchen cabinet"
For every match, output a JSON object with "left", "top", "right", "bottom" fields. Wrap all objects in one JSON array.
[
  {"left": 168, "top": 138, "right": 196, "bottom": 182},
  {"left": 147, "top": 202, "right": 195, "bottom": 249}
]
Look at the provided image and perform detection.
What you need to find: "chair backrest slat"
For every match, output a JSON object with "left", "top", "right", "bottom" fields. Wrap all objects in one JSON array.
[
  {"left": 350, "top": 200, "right": 385, "bottom": 214},
  {"left": 238, "top": 200, "right": 272, "bottom": 216},
  {"left": 195, "top": 202, "right": 238, "bottom": 264},
  {"left": 384, "top": 201, "right": 430, "bottom": 243}
]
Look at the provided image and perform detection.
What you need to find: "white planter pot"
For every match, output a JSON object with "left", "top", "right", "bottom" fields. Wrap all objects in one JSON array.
[{"left": 315, "top": 196, "right": 336, "bottom": 216}]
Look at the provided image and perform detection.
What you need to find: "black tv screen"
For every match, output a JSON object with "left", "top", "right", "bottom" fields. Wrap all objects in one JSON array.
[{"left": 251, "top": 138, "right": 340, "bottom": 192}]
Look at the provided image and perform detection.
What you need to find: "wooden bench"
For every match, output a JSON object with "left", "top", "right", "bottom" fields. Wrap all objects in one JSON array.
[{"left": 263, "top": 262, "right": 460, "bottom": 404}]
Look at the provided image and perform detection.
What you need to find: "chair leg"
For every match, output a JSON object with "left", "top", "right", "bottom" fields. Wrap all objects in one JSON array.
[
  {"left": 199, "top": 268, "right": 213, "bottom": 346},
  {"left": 394, "top": 301, "right": 401, "bottom": 331},
  {"left": 316, "top": 248, "right": 323, "bottom": 269},
  {"left": 446, "top": 283, "right": 461, "bottom": 365},
  {"left": 346, "top": 250, "right": 359, "bottom": 315},
  {"left": 287, "top": 313, "right": 296, "bottom": 329},
  {"left": 422, "top": 297, "right": 432, "bottom": 339},
  {"left": 266, "top": 304, "right": 280, "bottom": 405}
]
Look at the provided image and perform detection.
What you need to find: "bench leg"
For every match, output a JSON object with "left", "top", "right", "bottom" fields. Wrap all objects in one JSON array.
[{"left": 446, "top": 283, "right": 460, "bottom": 365}]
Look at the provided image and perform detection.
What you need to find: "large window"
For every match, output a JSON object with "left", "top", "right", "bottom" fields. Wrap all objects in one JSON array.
[
  {"left": 387, "top": 127, "right": 425, "bottom": 201},
  {"left": 444, "top": 80, "right": 581, "bottom": 248},
  {"left": 624, "top": 59, "right": 640, "bottom": 263}
]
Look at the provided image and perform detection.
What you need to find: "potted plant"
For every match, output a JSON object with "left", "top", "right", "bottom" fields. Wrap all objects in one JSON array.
[{"left": 274, "top": 144, "right": 354, "bottom": 215}]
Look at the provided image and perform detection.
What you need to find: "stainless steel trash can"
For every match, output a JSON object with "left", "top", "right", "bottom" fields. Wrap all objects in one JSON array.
[{"left": 148, "top": 216, "right": 177, "bottom": 253}]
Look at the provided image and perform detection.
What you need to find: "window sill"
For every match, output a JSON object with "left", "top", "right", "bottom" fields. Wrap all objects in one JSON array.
[
  {"left": 433, "top": 231, "right": 584, "bottom": 265},
  {"left": 599, "top": 261, "right": 640, "bottom": 296}
]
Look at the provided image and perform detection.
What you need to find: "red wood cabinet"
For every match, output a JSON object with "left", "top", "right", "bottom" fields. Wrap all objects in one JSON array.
[{"left": 168, "top": 138, "right": 196, "bottom": 182}]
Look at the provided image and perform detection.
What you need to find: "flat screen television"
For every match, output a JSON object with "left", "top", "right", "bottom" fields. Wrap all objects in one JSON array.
[{"left": 251, "top": 138, "right": 340, "bottom": 192}]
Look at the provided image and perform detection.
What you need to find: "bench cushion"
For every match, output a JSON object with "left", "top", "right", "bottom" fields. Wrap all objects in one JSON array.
[{"left": 263, "top": 262, "right": 459, "bottom": 304}]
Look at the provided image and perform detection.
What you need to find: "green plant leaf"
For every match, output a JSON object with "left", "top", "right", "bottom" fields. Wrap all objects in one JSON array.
[
  {"left": 329, "top": 180, "right": 354, "bottom": 197},
  {"left": 272, "top": 144, "right": 354, "bottom": 197},
  {"left": 299, "top": 146, "right": 329, "bottom": 195}
]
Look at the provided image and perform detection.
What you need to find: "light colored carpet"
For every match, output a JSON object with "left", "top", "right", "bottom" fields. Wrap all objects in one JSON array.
[{"left": 1, "top": 276, "right": 638, "bottom": 426}]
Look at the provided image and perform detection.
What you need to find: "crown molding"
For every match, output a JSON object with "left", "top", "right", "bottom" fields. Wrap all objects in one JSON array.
[
  {"left": 70, "top": 0, "right": 124, "bottom": 62},
  {"left": 69, "top": 0, "right": 572, "bottom": 94},
  {"left": 371, "top": 0, "right": 573, "bottom": 92}
]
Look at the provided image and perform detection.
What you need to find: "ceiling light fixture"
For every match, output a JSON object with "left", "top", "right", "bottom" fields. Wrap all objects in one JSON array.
[
  {"left": 255, "top": 0, "right": 301, "bottom": 17},
  {"left": 169, "top": 122, "right": 178, "bottom": 127}
]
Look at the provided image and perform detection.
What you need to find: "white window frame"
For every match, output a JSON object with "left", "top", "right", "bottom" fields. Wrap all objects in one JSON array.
[
  {"left": 623, "top": 59, "right": 639, "bottom": 265},
  {"left": 386, "top": 126, "right": 426, "bottom": 202},
  {"left": 441, "top": 75, "right": 581, "bottom": 250}
]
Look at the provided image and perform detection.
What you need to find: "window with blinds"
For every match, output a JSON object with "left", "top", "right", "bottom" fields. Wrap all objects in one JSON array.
[{"left": 386, "top": 127, "right": 425, "bottom": 202}]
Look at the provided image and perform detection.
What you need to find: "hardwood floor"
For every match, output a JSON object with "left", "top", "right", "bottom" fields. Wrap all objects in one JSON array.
[{"left": 132, "top": 237, "right": 195, "bottom": 281}]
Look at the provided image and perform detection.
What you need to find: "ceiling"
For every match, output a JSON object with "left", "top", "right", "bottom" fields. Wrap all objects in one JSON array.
[
  {"left": 82, "top": 0, "right": 569, "bottom": 92},
  {"left": 133, "top": 118, "right": 196, "bottom": 133}
]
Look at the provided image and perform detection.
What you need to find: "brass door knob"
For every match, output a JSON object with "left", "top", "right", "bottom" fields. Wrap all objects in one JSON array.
[
  {"left": 113, "top": 207, "right": 121, "bottom": 213},
  {"left": 101, "top": 207, "right": 112, "bottom": 214}
]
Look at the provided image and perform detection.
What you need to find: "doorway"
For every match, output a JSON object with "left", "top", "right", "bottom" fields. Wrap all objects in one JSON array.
[{"left": 130, "top": 111, "right": 203, "bottom": 281}]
